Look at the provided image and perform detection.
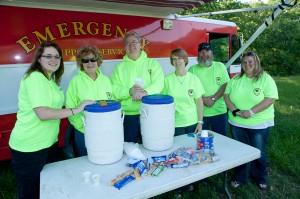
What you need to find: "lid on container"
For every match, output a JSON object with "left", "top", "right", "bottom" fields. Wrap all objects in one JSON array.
[
  {"left": 85, "top": 100, "right": 121, "bottom": 112},
  {"left": 141, "top": 94, "right": 174, "bottom": 104}
]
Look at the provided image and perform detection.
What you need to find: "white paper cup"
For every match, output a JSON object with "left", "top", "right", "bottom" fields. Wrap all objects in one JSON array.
[
  {"left": 92, "top": 174, "right": 101, "bottom": 185},
  {"left": 135, "top": 78, "right": 144, "bottom": 88},
  {"left": 201, "top": 130, "right": 209, "bottom": 137},
  {"left": 83, "top": 171, "right": 92, "bottom": 182}
]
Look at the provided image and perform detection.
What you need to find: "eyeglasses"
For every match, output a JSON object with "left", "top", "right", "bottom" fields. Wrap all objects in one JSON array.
[
  {"left": 41, "top": 55, "right": 61, "bottom": 60},
  {"left": 125, "top": 41, "right": 140, "bottom": 46},
  {"left": 81, "top": 58, "right": 98, "bottom": 63},
  {"left": 172, "top": 57, "right": 183, "bottom": 62}
]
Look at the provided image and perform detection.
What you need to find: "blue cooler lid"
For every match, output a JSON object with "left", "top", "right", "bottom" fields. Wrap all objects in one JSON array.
[
  {"left": 141, "top": 94, "right": 174, "bottom": 104},
  {"left": 85, "top": 100, "right": 121, "bottom": 112}
]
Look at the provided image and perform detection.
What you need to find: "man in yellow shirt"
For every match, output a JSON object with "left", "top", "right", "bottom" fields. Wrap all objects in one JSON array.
[
  {"left": 189, "top": 43, "right": 230, "bottom": 136},
  {"left": 110, "top": 31, "right": 164, "bottom": 143}
]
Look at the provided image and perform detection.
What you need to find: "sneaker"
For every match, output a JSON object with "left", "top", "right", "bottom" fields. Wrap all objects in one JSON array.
[
  {"left": 231, "top": 180, "right": 242, "bottom": 188},
  {"left": 188, "top": 184, "right": 194, "bottom": 191},
  {"left": 258, "top": 183, "right": 268, "bottom": 190},
  {"left": 173, "top": 189, "right": 182, "bottom": 199}
]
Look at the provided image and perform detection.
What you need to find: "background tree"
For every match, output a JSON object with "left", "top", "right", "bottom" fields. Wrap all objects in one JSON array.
[{"left": 182, "top": 0, "right": 300, "bottom": 76}]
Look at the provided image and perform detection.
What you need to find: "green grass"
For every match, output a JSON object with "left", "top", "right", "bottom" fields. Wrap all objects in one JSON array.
[{"left": 1, "top": 76, "right": 300, "bottom": 199}]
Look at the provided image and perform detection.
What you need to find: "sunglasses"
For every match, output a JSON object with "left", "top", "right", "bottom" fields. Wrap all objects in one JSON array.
[{"left": 81, "top": 58, "right": 98, "bottom": 63}]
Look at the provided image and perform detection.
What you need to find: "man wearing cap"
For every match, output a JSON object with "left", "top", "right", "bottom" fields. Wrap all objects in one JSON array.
[{"left": 188, "top": 42, "right": 230, "bottom": 136}]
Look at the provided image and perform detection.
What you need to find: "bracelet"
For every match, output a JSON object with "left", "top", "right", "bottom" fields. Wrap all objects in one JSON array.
[
  {"left": 232, "top": 109, "right": 240, "bottom": 117},
  {"left": 198, "top": 120, "right": 204, "bottom": 125},
  {"left": 70, "top": 108, "right": 74, "bottom": 115},
  {"left": 249, "top": 109, "right": 255, "bottom": 117}
]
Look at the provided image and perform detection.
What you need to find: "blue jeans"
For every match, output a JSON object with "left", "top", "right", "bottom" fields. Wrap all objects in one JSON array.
[
  {"left": 10, "top": 142, "right": 58, "bottom": 199},
  {"left": 203, "top": 113, "right": 227, "bottom": 136},
  {"left": 75, "top": 129, "right": 87, "bottom": 156},
  {"left": 231, "top": 125, "right": 270, "bottom": 184},
  {"left": 123, "top": 114, "right": 141, "bottom": 143}
]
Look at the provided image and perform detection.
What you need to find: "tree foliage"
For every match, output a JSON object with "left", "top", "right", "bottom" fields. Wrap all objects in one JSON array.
[{"left": 182, "top": 0, "right": 300, "bottom": 76}]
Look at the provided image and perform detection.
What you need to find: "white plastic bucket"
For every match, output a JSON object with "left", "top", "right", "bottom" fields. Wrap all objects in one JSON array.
[
  {"left": 140, "top": 95, "right": 175, "bottom": 151},
  {"left": 82, "top": 100, "right": 124, "bottom": 164}
]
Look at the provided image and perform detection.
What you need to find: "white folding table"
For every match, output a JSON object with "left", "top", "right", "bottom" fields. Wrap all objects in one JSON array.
[{"left": 40, "top": 133, "right": 260, "bottom": 199}]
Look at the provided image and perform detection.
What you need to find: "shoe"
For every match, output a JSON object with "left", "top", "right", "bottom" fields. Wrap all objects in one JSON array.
[
  {"left": 188, "top": 184, "right": 194, "bottom": 191},
  {"left": 258, "top": 183, "right": 268, "bottom": 190},
  {"left": 231, "top": 180, "right": 242, "bottom": 188},
  {"left": 173, "top": 189, "right": 182, "bottom": 199}
]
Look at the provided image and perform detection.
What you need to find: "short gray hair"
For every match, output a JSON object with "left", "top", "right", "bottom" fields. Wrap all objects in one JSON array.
[{"left": 123, "top": 31, "right": 140, "bottom": 44}]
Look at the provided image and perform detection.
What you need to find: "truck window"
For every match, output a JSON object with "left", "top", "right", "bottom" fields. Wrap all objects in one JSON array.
[
  {"left": 209, "top": 33, "right": 229, "bottom": 63},
  {"left": 231, "top": 34, "right": 242, "bottom": 64}
]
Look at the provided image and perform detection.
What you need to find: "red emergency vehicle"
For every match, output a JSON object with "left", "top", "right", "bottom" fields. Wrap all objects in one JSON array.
[{"left": 0, "top": 1, "right": 240, "bottom": 160}]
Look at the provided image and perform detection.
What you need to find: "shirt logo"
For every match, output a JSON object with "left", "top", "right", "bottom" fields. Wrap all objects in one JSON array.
[
  {"left": 253, "top": 88, "right": 261, "bottom": 96},
  {"left": 216, "top": 77, "right": 221, "bottom": 85},
  {"left": 188, "top": 89, "right": 194, "bottom": 98},
  {"left": 148, "top": 69, "right": 152, "bottom": 76},
  {"left": 106, "top": 92, "right": 112, "bottom": 99}
]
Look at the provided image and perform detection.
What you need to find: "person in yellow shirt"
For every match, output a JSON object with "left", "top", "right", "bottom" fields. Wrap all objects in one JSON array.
[
  {"left": 224, "top": 51, "right": 278, "bottom": 190},
  {"left": 110, "top": 31, "right": 164, "bottom": 143},
  {"left": 162, "top": 48, "right": 205, "bottom": 135},
  {"left": 9, "top": 41, "right": 94, "bottom": 199},
  {"left": 189, "top": 43, "right": 229, "bottom": 136},
  {"left": 66, "top": 46, "right": 112, "bottom": 156}
]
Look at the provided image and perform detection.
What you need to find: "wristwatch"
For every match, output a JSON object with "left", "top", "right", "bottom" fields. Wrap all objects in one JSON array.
[
  {"left": 211, "top": 97, "right": 216, "bottom": 102},
  {"left": 198, "top": 120, "right": 204, "bottom": 125}
]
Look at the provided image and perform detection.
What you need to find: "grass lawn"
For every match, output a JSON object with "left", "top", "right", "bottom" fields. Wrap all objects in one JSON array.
[{"left": 1, "top": 76, "right": 300, "bottom": 199}]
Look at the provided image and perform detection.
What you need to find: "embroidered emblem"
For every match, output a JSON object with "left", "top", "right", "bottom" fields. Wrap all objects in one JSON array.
[
  {"left": 253, "top": 88, "right": 261, "bottom": 96},
  {"left": 106, "top": 92, "right": 112, "bottom": 99},
  {"left": 216, "top": 77, "right": 221, "bottom": 84},
  {"left": 188, "top": 89, "right": 194, "bottom": 98}
]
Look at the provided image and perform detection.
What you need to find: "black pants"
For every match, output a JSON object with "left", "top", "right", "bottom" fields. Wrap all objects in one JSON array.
[
  {"left": 123, "top": 114, "right": 141, "bottom": 143},
  {"left": 10, "top": 142, "right": 59, "bottom": 199},
  {"left": 175, "top": 123, "right": 197, "bottom": 136}
]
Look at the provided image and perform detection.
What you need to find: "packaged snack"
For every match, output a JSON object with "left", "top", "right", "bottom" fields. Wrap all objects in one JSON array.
[
  {"left": 170, "top": 161, "right": 189, "bottom": 168},
  {"left": 151, "top": 166, "right": 164, "bottom": 176},
  {"left": 198, "top": 151, "right": 219, "bottom": 164},
  {"left": 151, "top": 155, "right": 167, "bottom": 166},
  {"left": 145, "top": 165, "right": 158, "bottom": 176},
  {"left": 151, "top": 155, "right": 167, "bottom": 163},
  {"left": 133, "top": 159, "right": 149, "bottom": 175},
  {"left": 166, "top": 157, "right": 180, "bottom": 165},
  {"left": 114, "top": 175, "right": 135, "bottom": 190},
  {"left": 134, "top": 169, "right": 141, "bottom": 180},
  {"left": 111, "top": 170, "right": 134, "bottom": 186},
  {"left": 125, "top": 158, "right": 140, "bottom": 167}
]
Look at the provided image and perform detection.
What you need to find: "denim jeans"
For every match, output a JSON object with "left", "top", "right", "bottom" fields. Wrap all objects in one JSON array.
[
  {"left": 10, "top": 143, "right": 58, "bottom": 199},
  {"left": 203, "top": 113, "right": 227, "bottom": 136},
  {"left": 75, "top": 129, "right": 87, "bottom": 156},
  {"left": 123, "top": 114, "right": 141, "bottom": 143},
  {"left": 230, "top": 125, "right": 270, "bottom": 184}
]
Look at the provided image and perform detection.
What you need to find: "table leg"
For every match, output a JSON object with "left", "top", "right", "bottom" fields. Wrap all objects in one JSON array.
[{"left": 203, "top": 171, "right": 232, "bottom": 199}]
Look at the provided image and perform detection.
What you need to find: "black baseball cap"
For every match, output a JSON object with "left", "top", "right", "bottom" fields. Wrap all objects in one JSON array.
[{"left": 198, "top": 42, "right": 211, "bottom": 51}]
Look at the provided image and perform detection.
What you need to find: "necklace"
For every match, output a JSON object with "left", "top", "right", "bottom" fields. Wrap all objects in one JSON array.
[
  {"left": 88, "top": 73, "right": 98, "bottom": 80},
  {"left": 175, "top": 74, "right": 186, "bottom": 85}
]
